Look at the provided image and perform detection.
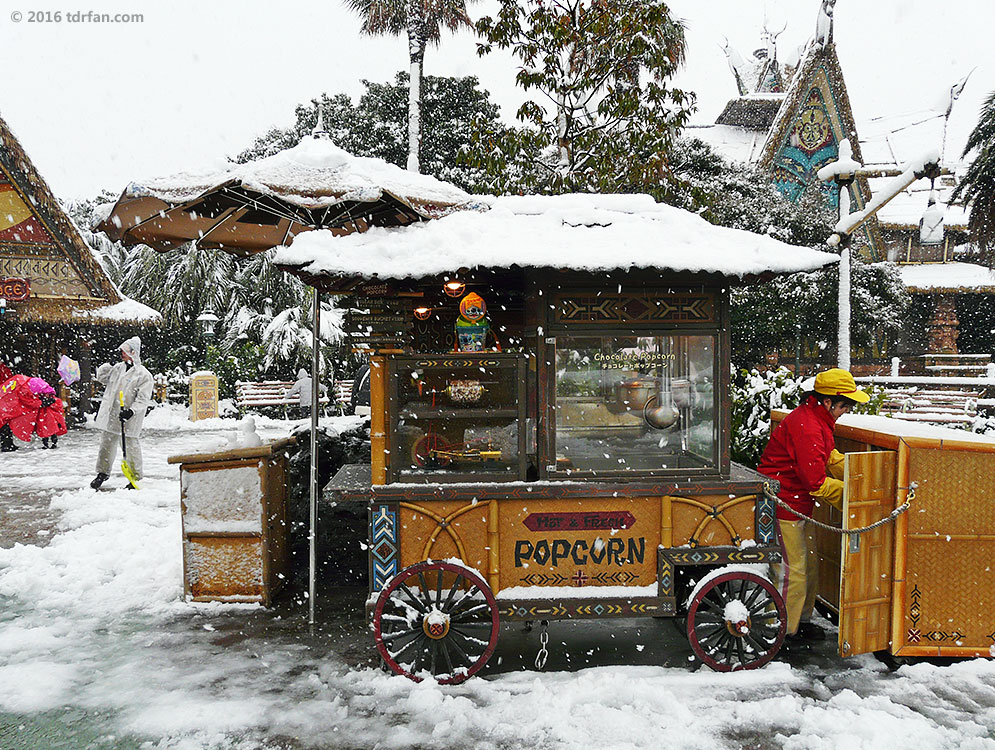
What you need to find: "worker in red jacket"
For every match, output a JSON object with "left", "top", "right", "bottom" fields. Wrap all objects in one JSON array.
[{"left": 757, "top": 368, "right": 869, "bottom": 643}]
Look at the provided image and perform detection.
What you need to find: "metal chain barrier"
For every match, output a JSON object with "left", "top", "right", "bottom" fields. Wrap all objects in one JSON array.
[
  {"left": 535, "top": 620, "right": 549, "bottom": 670},
  {"left": 762, "top": 481, "right": 915, "bottom": 536}
]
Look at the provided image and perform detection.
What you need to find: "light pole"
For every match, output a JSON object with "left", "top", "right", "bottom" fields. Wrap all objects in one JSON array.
[
  {"left": 818, "top": 139, "right": 860, "bottom": 370},
  {"left": 196, "top": 310, "right": 219, "bottom": 366},
  {"left": 818, "top": 141, "right": 942, "bottom": 371}
]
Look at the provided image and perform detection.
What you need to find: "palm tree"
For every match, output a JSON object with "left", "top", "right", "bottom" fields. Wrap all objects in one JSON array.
[
  {"left": 953, "top": 89, "right": 995, "bottom": 265},
  {"left": 344, "top": 0, "right": 475, "bottom": 173}
]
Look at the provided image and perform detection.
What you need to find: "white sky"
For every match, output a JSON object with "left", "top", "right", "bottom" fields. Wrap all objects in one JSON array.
[{"left": 0, "top": 0, "right": 991, "bottom": 201}]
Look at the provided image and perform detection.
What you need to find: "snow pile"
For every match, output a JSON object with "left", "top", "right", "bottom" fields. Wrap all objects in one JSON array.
[
  {"left": 274, "top": 193, "right": 839, "bottom": 280},
  {"left": 3, "top": 425, "right": 995, "bottom": 747},
  {"left": 131, "top": 402, "right": 297, "bottom": 433},
  {"left": 126, "top": 132, "right": 476, "bottom": 215}
]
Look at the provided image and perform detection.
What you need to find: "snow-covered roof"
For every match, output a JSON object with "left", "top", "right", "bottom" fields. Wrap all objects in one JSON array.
[
  {"left": 897, "top": 262, "right": 995, "bottom": 292},
  {"left": 866, "top": 175, "right": 969, "bottom": 229},
  {"left": 685, "top": 124, "right": 768, "bottom": 164},
  {"left": 122, "top": 133, "right": 474, "bottom": 216},
  {"left": 79, "top": 298, "right": 162, "bottom": 324},
  {"left": 273, "top": 193, "right": 838, "bottom": 281}
]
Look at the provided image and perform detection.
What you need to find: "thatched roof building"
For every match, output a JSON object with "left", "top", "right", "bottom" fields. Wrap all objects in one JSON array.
[{"left": 0, "top": 111, "right": 158, "bottom": 388}]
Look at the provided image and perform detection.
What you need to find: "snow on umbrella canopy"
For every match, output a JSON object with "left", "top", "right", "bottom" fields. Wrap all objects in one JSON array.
[{"left": 95, "top": 132, "right": 479, "bottom": 254}]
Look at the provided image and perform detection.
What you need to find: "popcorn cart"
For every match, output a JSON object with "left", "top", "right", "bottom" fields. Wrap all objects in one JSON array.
[{"left": 313, "top": 194, "right": 838, "bottom": 682}]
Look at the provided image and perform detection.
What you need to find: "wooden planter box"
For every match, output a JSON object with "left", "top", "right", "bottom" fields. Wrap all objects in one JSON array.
[
  {"left": 772, "top": 410, "right": 995, "bottom": 659},
  {"left": 169, "top": 437, "right": 294, "bottom": 606}
]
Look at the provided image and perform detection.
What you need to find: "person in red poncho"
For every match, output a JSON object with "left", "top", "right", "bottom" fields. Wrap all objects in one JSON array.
[
  {"left": 757, "top": 368, "right": 869, "bottom": 644},
  {"left": 0, "top": 374, "right": 42, "bottom": 452}
]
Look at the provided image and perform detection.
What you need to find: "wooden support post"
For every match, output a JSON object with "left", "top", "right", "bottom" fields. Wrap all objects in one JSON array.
[
  {"left": 370, "top": 355, "right": 388, "bottom": 485},
  {"left": 661, "top": 495, "right": 673, "bottom": 549},
  {"left": 889, "top": 439, "right": 911, "bottom": 654},
  {"left": 488, "top": 501, "right": 500, "bottom": 594}
]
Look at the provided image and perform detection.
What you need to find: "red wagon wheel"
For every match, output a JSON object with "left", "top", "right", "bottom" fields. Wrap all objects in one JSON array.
[
  {"left": 373, "top": 560, "right": 500, "bottom": 684},
  {"left": 686, "top": 570, "right": 786, "bottom": 672},
  {"left": 411, "top": 433, "right": 454, "bottom": 467}
]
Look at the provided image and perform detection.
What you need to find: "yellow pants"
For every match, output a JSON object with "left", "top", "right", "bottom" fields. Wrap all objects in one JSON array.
[{"left": 772, "top": 519, "right": 818, "bottom": 636}]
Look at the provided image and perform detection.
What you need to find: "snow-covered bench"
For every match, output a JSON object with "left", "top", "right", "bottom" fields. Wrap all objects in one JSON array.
[
  {"left": 875, "top": 387, "right": 982, "bottom": 427},
  {"left": 235, "top": 380, "right": 330, "bottom": 417},
  {"left": 332, "top": 380, "right": 353, "bottom": 413}
]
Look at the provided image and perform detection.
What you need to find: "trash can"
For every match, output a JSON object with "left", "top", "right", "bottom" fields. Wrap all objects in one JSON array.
[{"left": 168, "top": 436, "right": 294, "bottom": 605}]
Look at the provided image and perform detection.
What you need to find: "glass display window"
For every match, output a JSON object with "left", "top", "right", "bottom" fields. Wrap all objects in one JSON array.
[
  {"left": 550, "top": 334, "right": 717, "bottom": 477},
  {"left": 388, "top": 354, "right": 528, "bottom": 482}
]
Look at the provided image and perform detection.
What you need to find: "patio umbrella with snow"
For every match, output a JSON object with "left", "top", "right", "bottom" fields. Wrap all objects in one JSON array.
[
  {"left": 96, "top": 125, "right": 479, "bottom": 625},
  {"left": 96, "top": 127, "right": 475, "bottom": 254}
]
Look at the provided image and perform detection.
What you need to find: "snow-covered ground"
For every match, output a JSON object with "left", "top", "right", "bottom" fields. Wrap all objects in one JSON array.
[{"left": 1, "top": 413, "right": 995, "bottom": 749}]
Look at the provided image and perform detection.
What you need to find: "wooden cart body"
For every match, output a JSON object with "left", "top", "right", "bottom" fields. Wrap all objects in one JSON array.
[
  {"left": 773, "top": 410, "right": 995, "bottom": 659},
  {"left": 328, "top": 465, "right": 780, "bottom": 619}
]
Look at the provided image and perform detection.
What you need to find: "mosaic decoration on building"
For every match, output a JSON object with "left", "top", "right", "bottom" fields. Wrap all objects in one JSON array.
[{"left": 771, "top": 87, "right": 842, "bottom": 205}]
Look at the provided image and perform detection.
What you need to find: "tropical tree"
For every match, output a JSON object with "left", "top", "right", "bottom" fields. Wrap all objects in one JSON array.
[
  {"left": 469, "top": 0, "right": 693, "bottom": 197},
  {"left": 343, "top": 0, "right": 477, "bottom": 173},
  {"left": 952, "top": 89, "right": 995, "bottom": 265}
]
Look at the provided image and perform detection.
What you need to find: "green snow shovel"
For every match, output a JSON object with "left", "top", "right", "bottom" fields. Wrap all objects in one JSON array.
[{"left": 118, "top": 391, "right": 140, "bottom": 490}]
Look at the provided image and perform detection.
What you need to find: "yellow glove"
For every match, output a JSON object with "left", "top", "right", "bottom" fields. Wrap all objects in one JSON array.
[
  {"left": 811, "top": 476, "right": 844, "bottom": 510},
  {"left": 827, "top": 449, "right": 845, "bottom": 480}
]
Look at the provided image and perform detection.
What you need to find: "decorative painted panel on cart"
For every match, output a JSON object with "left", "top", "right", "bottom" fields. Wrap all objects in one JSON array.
[
  {"left": 554, "top": 291, "right": 715, "bottom": 326},
  {"left": 898, "top": 447, "right": 995, "bottom": 655},
  {"left": 398, "top": 500, "right": 491, "bottom": 581},
  {"left": 398, "top": 493, "right": 760, "bottom": 592},
  {"left": 500, "top": 498, "right": 660, "bottom": 589}
]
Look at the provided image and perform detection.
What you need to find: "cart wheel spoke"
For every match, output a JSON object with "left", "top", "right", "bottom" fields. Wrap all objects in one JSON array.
[
  {"left": 436, "top": 570, "right": 444, "bottom": 607},
  {"left": 735, "top": 636, "right": 747, "bottom": 666},
  {"left": 398, "top": 583, "right": 428, "bottom": 614},
  {"left": 446, "top": 632, "right": 473, "bottom": 664},
  {"left": 386, "top": 631, "right": 423, "bottom": 659},
  {"left": 417, "top": 572, "right": 431, "bottom": 603},
  {"left": 452, "top": 602, "right": 491, "bottom": 621},
  {"left": 440, "top": 639, "right": 455, "bottom": 675},
  {"left": 443, "top": 574, "right": 464, "bottom": 610},
  {"left": 744, "top": 583, "right": 765, "bottom": 611},
  {"left": 448, "top": 585, "right": 481, "bottom": 614},
  {"left": 380, "top": 627, "right": 421, "bottom": 645},
  {"left": 723, "top": 633, "right": 736, "bottom": 664},
  {"left": 743, "top": 632, "right": 770, "bottom": 658},
  {"left": 692, "top": 612, "right": 724, "bottom": 624}
]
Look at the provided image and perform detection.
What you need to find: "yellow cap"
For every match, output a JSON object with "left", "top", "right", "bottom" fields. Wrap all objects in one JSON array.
[{"left": 813, "top": 368, "right": 869, "bottom": 404}]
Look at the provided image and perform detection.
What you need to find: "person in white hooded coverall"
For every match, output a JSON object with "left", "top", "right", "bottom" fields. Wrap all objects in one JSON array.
[
  {"left": 287, "top": 368, "right": 327, "bottom": 420},
  {"left": 90, "top": 336, "right": 154, "bottom": 489}
]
